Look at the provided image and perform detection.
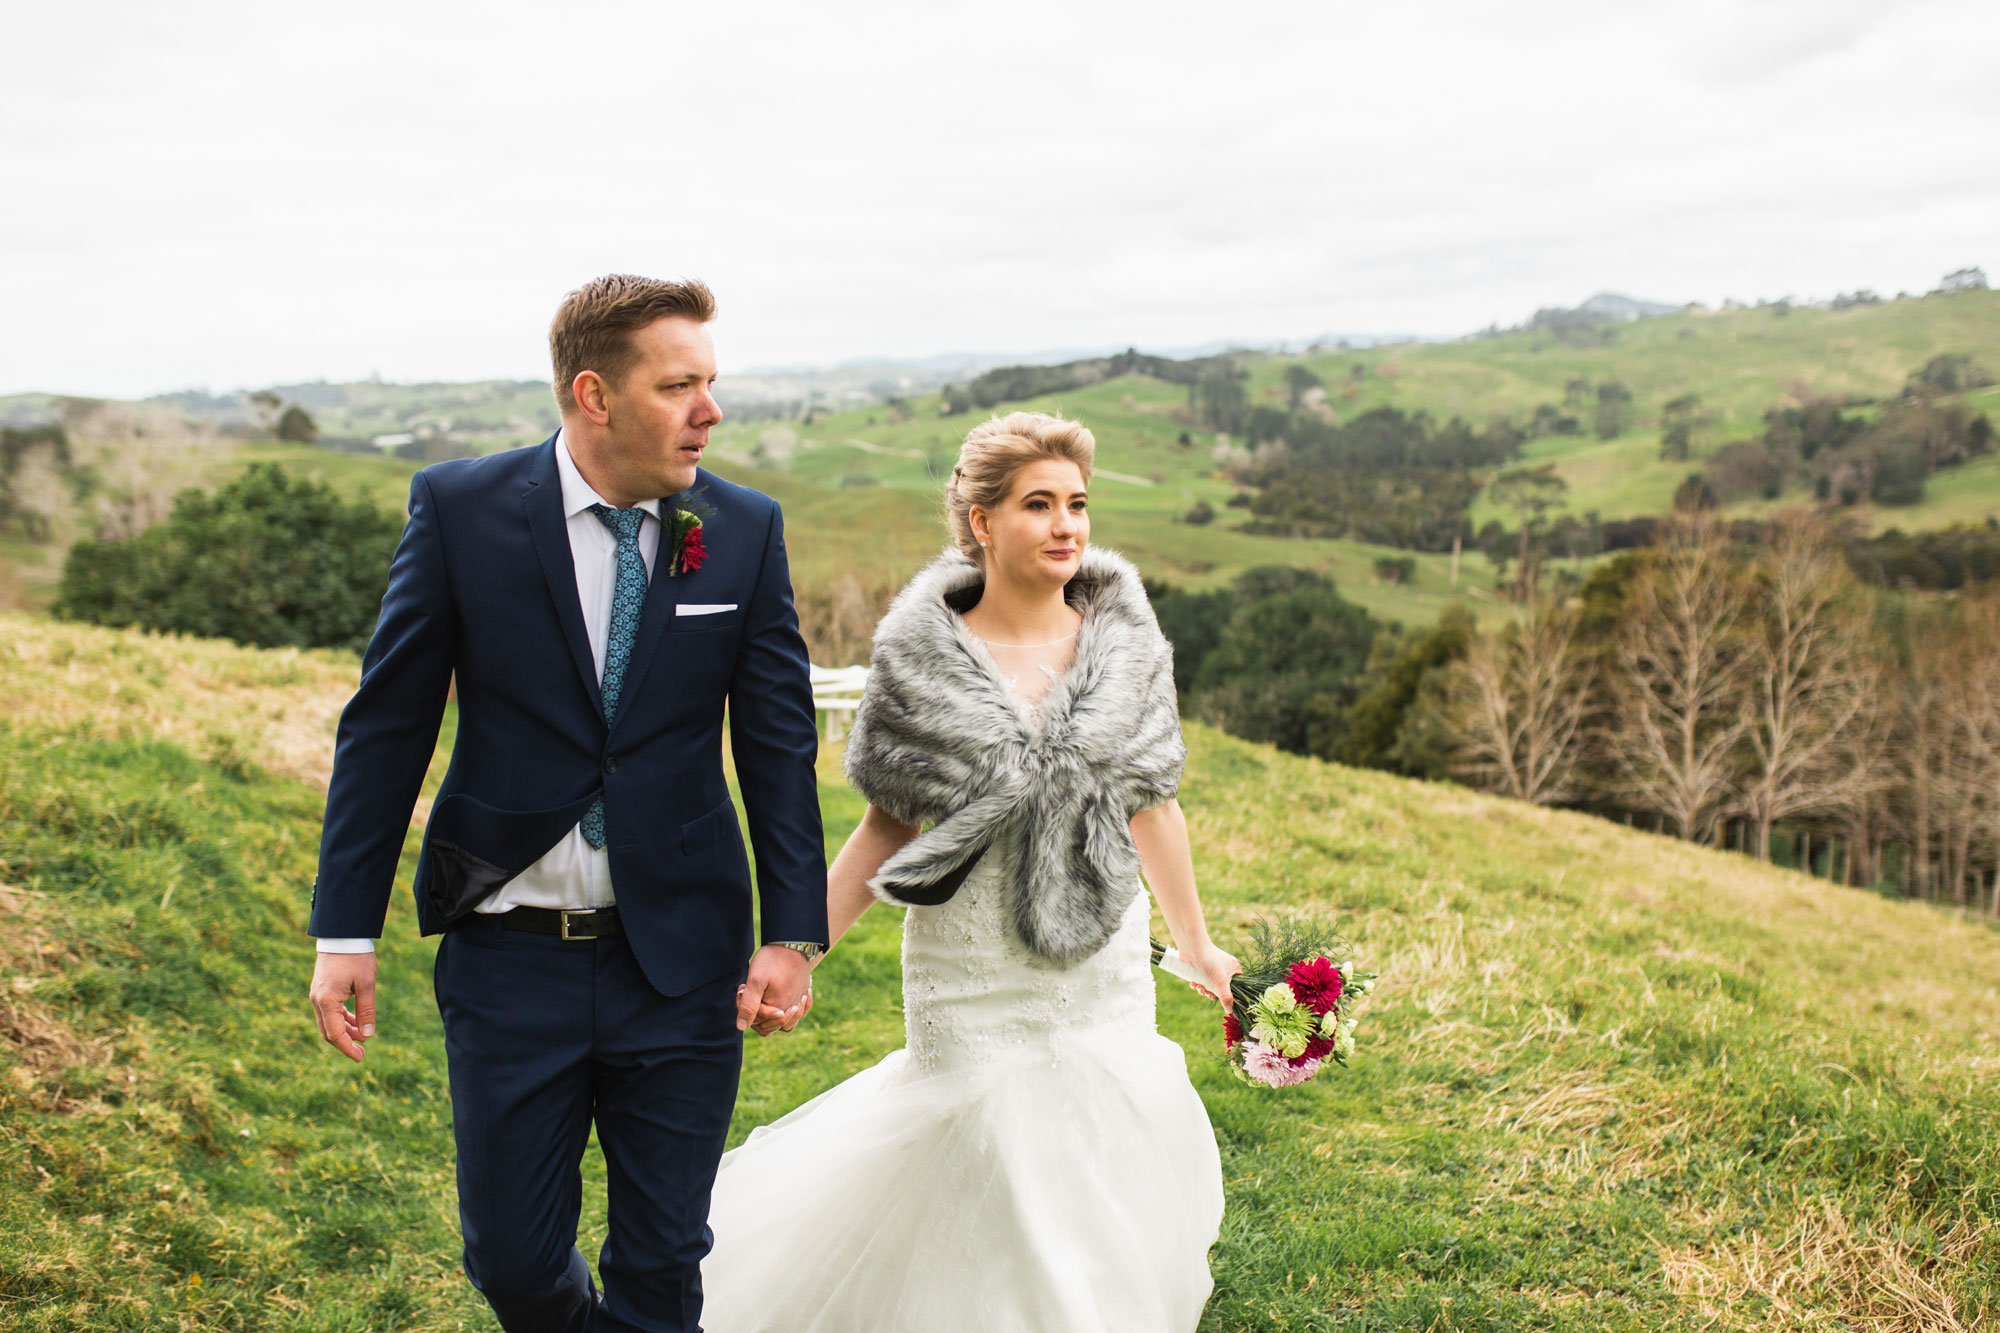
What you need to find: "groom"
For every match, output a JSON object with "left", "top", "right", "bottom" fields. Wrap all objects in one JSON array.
[{"left": 306, "top": 275, "right": 827, "bottom": 1332}]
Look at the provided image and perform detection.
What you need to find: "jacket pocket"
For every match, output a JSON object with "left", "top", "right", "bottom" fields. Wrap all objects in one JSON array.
[{"left": 680, "top": 797, "right": 742, "bottom": 854}]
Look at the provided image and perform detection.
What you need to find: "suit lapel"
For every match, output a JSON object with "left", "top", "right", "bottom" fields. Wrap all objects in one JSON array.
[
  {"left": 523, "top": 437, "right": 606, "bottom": 722},
  {"left": 609, "top": 487, "right": 688, "bottom": 739}
]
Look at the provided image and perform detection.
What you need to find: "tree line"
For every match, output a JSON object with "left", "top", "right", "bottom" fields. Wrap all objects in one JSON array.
[
  {"left": 1699, "top": 394, "right": 1993, "bottom": 509},
  {"left": 1413, "top": 512, "right": 2000, "bottom": 911},
  {"left": 1221, "top": 406, "right": 1525, "bottom": 550},
  {"left": 1151, "top": 510, "right": 2000, "bottom": 915}
]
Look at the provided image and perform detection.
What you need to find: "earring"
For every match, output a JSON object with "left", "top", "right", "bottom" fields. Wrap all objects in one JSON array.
[{"left": 979, "top": 540, "right": 988, "bottom": 548}]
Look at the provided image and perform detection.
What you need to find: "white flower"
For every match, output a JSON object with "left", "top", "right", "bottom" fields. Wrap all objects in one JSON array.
[{"left": 1259, "top": 982, "right": 1300, "bottom": 1013}]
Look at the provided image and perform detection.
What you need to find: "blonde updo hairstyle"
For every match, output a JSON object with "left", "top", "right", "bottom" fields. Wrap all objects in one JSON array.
[{"left": 945, "top": 411, "right": 1096, "bottom": 561}]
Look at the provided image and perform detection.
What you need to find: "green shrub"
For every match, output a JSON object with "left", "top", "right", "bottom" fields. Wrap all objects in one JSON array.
[
  {"left": 1195, "top": 582, "right": 1375, "bottom": 755},
  {"left": 55, "top": 463, "right": 400, "bottom": 652}
]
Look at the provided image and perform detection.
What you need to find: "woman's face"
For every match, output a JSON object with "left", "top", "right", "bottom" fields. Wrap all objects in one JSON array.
[{"left": 972, "top": 458, "right": 1089, "bottom": 586}]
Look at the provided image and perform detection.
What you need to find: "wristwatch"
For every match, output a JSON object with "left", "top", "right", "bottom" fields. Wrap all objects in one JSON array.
[{"left": 770, "top": 940, "right": 824, "bottom": 963}]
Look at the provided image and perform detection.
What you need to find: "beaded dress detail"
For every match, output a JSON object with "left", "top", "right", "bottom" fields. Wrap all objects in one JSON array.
[{"left": 699, "top": 633, "right": 1224, "bottom": 1333}]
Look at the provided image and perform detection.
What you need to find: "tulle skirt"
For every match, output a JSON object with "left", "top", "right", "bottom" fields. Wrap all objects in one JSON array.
[{"left": 700, "top": 875, "right": 1223, "bottom": 1333}]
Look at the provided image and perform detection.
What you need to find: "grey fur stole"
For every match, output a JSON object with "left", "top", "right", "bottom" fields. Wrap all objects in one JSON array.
[{"left": 843, "top": 545, "right": 1186, "bottom": 967}]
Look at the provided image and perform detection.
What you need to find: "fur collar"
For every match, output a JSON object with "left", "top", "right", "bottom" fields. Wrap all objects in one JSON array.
[{"left": 843, "top": 545, "right": 1185, "bottom": 966}]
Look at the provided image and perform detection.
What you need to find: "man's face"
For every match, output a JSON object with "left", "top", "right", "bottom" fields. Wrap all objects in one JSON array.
[{"left": 600, "top": 316, "right": 722, "bottom": 497}]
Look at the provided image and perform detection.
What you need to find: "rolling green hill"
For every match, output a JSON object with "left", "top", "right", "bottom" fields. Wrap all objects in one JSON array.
[
  {"left": 700, "top": 289, "right": 2000, "bottom": 610},
  {"left": 3, "top": 617, "right": 1996, "bottom": 1331},
  {"left": 4, "top": 288, "right": 1995, "bottom": 632}
]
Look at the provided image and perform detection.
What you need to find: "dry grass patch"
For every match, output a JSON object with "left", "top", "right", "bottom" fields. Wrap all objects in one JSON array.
[
  {"left": 1661, "top": 1198, "right": 1993, "bottom": 1332},
  {"left": 0, "top": 882, "right": 116, "bottom": 1113},
  {"left": 0, "top": 613, "right": 357, "bottom": 791}
]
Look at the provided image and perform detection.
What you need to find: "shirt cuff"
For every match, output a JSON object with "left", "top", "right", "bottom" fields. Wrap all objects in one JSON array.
[{"left": 315, "top": 938, "right": 376, "bottom": 953}]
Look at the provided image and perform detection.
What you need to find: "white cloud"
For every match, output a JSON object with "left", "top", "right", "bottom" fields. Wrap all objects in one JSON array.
[{"left": 1, "top": 0, "right": 1993, "bottom": 397}]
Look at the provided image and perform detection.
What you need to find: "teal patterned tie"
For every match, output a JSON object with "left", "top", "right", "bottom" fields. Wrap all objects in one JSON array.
[{"left": 583, "top": 503, "right": 648, "bottom": 850}]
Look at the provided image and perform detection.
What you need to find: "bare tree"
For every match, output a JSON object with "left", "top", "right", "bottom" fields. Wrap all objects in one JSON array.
[
  {"left": 1938, "top": 596, "right": 2000, "bottom": 910},
  {"left": 1439, "top": 591, "right": 1591, "bottom": 804},
  {"left": 1605, "top": 512, "right": 1753, "bottom": 843},
  {"left": 7, "top": 443, "right": 69, "bottom": 542},
  {"left": 65, "top": 401, "right": 208, "bottom": 542},
  {"left": 1736, "top": 513, "right": 1877, "bottom": 859},
  {"left": 792, "top": 570, "right": 901, "bottom": 668},
  {"left": 1896, "top": 601, "right": 1987, "bottom": 901},
  {"left": 1828, "top": 642, "right": 1898, "bottom": 888}
]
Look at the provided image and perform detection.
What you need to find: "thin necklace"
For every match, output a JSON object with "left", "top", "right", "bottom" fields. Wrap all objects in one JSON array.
[{"left": 976, "top": 629, "right": 1079, "bottom": 648}]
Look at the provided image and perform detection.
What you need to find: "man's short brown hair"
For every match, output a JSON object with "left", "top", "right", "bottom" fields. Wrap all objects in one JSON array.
[{"left": 549, "top": 275, "right": 716, "bottom": 413}]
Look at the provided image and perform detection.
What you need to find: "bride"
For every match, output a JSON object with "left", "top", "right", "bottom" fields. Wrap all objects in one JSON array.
[{"left": 700, "top": 411, "right": 1242, "bottom": 1332}]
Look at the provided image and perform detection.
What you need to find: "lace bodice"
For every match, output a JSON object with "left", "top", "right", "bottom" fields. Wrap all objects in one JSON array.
[
  {"left": 969, "top": 629, "right": 1079, "bottom": 713},
  {"left": 901, "top": 860, "right": 1155, "bottom": 1076}
]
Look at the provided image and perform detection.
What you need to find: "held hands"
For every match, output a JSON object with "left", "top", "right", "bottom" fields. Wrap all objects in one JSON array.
[
  {"left": 1180, "top": 943, "right": 1243, "bottom": 1008},
  {"left": 737, "top": 944, "right": 814, "bottom": 1038},
  {"left": 309, "top": 951, "right": 378, "bottom": 1062}
]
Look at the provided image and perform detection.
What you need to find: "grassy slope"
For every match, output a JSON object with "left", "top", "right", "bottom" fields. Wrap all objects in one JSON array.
[
  {"left": 1266, "top": 292, "right": 2000, "bottom": 439},
  {"left": 1378, "top": 293, "right": 2000, "bottom": 530},
  {"left": 3, "top": 619, "right": 1997, "bottom": 1331}
]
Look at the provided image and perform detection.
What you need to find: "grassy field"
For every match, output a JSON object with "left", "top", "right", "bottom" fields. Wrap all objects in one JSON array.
[
  {"left": 2, "top": 291, "right": 1992, "bottom": 635},
  {"left": 1261, "top": 291, "right": 2000, "bottom": 439},
  {"left": 3, "top": 617, "right": 1997, "bottom": 1330}
]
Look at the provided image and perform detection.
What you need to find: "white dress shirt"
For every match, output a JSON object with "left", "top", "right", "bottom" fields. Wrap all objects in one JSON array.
[{"left": 316, "top": 430, "right": 660, "bottom": 952}]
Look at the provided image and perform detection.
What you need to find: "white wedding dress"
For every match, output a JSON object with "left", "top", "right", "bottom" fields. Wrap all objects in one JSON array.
[{"left": 699, "top": 636, "right": 1224, "bottom": 1333}]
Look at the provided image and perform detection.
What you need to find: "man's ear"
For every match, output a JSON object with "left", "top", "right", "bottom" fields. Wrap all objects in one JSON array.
[{"left": 574, "top": 371, "right": 612, "bottom": 426}]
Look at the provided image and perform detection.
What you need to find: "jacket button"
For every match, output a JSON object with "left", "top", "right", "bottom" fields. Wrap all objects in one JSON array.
[{"left": 603, "top": 756, "right": 618, "bottom": 775}]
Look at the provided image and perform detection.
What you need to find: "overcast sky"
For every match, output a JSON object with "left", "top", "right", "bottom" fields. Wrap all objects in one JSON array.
[{"left": 4, "top": 0, "right": 1993, "bottom": 399}]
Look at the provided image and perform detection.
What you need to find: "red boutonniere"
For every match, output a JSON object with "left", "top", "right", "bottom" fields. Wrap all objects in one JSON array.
[{"left": 668, "top": 490, "right": 715, "bottom": 577}]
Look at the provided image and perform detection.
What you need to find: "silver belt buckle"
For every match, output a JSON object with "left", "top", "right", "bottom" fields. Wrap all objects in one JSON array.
[{"left": 559, "top": 909, "right": 598, "bottom": 941}]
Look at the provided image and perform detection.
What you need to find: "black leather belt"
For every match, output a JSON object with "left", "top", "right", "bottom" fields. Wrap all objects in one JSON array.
[{"left": 480, "top": 906, "right": 622, "bottom": 940}]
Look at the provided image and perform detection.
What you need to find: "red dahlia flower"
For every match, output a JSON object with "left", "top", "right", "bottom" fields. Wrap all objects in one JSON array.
[
  {"left": 680, "top": 527, "right": 707, "bottom": 574},
  {"left": 1286, "top": 956, "right": 1343, "bottom": 1013},
  {"left": 1223, "top": 1012, "right": 1244, "bottom": 1050}
]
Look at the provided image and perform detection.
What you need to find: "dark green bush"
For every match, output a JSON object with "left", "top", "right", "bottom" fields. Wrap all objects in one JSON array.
[{"left": 55, "top": 463, "right": 400, "bottom": 652}]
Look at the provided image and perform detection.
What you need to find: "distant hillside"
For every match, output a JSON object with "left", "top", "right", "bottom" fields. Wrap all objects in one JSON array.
[
  {"left": 4, "top": 283, "right": 1995, "bottom": 635},
  {"left": 3, "top": 617, "right": 1996, "bottom": 1329}
]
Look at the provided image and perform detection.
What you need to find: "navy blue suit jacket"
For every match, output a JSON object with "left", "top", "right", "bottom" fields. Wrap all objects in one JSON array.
[{"left": 309, "top": 434, "right": 828, "bottom": 996}]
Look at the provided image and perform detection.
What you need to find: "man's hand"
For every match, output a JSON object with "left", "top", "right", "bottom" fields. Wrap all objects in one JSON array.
[
  {"left": 310, "top": 951, "right": 378, "bottom": 1062},
  {"left": 736, "top": 945, "right": 812, "bottom": 1037}
]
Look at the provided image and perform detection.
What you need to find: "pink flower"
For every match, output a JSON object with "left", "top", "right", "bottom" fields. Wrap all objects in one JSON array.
[
  {"left": 1242, "top": 1040, "right": 1322, "bottom": 1088},
  {"left": 1286, "top": 956, "right": 1343, "bottom": 1014}
]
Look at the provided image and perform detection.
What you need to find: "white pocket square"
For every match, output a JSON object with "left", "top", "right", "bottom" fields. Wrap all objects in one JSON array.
[{"left": 677, "top": 603, "right": 739, "bottom": 616}]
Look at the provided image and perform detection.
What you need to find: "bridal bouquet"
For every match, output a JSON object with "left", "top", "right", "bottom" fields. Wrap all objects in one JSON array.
[{"left": 1153, "top": 918, "right": 1376, "bottom": 1088}]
